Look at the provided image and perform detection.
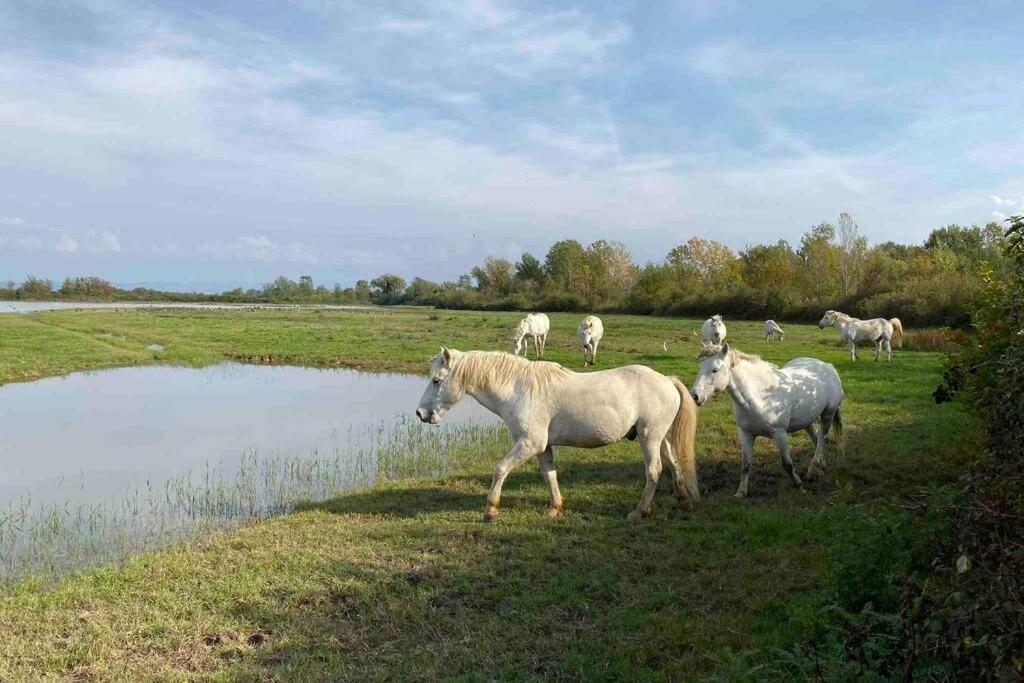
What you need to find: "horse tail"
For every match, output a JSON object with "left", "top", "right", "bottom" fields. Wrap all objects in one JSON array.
[
  {"left": 669, "top": 378, "right": 700, "bottom": 502},
  {"left": 889, "top": 318, "right": 903, "bottom": 348},
  {"left": 832, "top": 406, "right": 843, "bottom": 440}
]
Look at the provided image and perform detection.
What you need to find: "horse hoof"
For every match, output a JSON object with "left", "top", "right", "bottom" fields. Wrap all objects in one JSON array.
[
  {"left": 626, "top": 509, "right": 645, "bottom": 521},
  {"left": 676, "top": 496, "right": 695, "bottom": 511},
  {"left": 734, "top": 491, "right": 747, "bottom": 499},
  {"left": 806, "top": 465, "right": 824, "bottom": 481},
  {"left": 483, "top": 506, "right": 499, "bottom": 523},
  {"left": 546, "top": 505, "right": 563, "bottom": 519}
]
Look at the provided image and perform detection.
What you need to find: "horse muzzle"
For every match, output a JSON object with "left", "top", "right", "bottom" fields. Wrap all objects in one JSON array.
[{"left": 415, "top": 408, "right": 442, "bottom": 424}]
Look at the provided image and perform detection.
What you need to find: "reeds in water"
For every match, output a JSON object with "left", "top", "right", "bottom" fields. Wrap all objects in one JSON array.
[{"left": 0, "top": 415, "right": 506, "bottom": 584}]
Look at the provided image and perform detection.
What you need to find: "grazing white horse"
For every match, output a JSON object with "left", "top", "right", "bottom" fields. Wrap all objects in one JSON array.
[
  {"left": 764, "top": 319, "right": 785, "bottom": 341},
  {"left": 700, "top": 315, "right": 727, "bottom": 345},
  {"left": 578, "top": 315, "right": 604, "bottom": 365},
  {"left": 888, "top": 318, "right": 904, "bottom": 348},
  {"left": 818, "top": 310, "right": 895, "bottom": 362},
  {"left": 511, "top": 313, "right": 550, "bottom": 358},
  {"left": 416, "top": 349, "right": 700, "bottom": 521},
  {"left": 692, "top": 342, "right": 844, "bottom": 497}
]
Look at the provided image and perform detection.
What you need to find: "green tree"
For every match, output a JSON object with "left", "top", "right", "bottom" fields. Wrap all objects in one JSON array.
[
  {"left": 544, "top": 240, "right": 587, "bottom": 294},
  {"left": 369, "top": 274, "right": 407, "bottom": 304}
]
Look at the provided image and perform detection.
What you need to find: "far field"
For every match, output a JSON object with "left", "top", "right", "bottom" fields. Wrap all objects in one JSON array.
[{"left": 0, "top": 307, "right": 978, "bottom": 680}]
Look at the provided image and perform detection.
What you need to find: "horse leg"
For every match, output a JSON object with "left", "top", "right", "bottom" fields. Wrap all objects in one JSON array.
[
  {"left": 485, "top": 439, "right": 540, "bottom": 522},
  {"left": 807, "top": 412, "right": 833, "bottom": 480},
  {"left": 874, "top": 339, "right": 881, "bottom": 362},
  {"left": 540, "top": 332, "right": 547, "bottom": 357},
  {"left": 773, "top": 429, "right": 802, "bottom": 488},
  {"left": 885, "top": 338, "right": 892, "bottom": 362},
  {"left": 591, "top": 339, "right": 598, "bottom": 365},
  {"left": 537, "top": 447, "right": 563, "bottom": 518},
  {"left": 804, "top": 424, "right": 818, "bottom": 449},
  {"left": 736, "top": 430, "right": 755, "bottom": 498},
  {"left": 628, "top": 436, "right": 664, "bottom": 520}
]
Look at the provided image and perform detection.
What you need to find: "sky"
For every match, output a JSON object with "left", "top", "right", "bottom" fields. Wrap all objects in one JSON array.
[{"left": 2, "top": 0, "right": 1024, "bottom": 291}]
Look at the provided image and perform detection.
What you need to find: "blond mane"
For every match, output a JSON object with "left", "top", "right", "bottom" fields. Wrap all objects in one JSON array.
[
  {"left": 442, "top": 350, "right": 571, "bottom": 395},
  {"left": 698, "top": 344, "right": 772, "bottom": 368}
]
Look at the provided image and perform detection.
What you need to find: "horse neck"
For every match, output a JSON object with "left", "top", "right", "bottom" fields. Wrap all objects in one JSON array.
[
  {"left": 725, "top": 359, "right": 779, "bottom": 414},
  {"left": 457, "top": 366, "right": 518, "bottom": 418}
]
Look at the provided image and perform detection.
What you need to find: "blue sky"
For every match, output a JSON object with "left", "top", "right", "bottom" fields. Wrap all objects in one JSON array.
[{"left": 2, "top": 0, "right": 1023, "bottom": 290}]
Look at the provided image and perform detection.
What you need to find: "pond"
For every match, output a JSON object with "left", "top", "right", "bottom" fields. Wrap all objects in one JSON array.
[
  {"left": 0, "top": 301, "right": 374, "bottom": 313},
  {"left": 0, "top": 363, "right": 503, "bottom": 580}
]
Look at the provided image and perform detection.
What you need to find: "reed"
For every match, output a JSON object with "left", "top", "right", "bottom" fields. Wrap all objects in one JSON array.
[{"left": 0, "top": 415, "right": 505, "bottom": 584}]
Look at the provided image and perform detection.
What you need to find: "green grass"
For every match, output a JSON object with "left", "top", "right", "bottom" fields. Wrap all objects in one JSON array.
[{"left": 0, "top": 308, "right": 979, "bottom": 680}]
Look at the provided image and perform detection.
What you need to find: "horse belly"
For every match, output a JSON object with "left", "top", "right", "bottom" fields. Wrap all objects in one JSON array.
[{"left": 547, "top": 405, "right": 634, "bottom": 448}]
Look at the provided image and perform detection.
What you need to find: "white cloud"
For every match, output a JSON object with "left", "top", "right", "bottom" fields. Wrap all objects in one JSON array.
[
  {"left": 285, "top": 241, "right": 319, "bottom": 264},
  {"left": 89, "top": 230, "right": 122, "bottom": 253},
  {"left": 0, "top": 216, "right": 26, "bottom": 227},
  {"left": 55, "top": 233, "right": 80, "bottom": 253},
  {"left": 990, "top": 194, "right": 1022, "bottom": 207}
]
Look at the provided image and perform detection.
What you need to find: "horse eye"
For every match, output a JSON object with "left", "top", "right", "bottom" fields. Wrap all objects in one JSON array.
[
  {"left": 712, "top": 368, "right": 719, "bottom": 373},
  {"left": 432, "top": 378, "right": 441, "bottom": 385}
]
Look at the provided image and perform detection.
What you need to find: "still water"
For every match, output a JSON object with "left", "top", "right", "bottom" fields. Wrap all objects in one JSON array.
[
  {"left": 0, "top": 363, "right": 502, "bottom": 579},
  {"left": 0, "top": 362, "right": 494, "bottom": 506}
]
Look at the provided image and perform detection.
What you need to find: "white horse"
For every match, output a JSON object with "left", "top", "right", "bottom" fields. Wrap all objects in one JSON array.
[
  {"left": 818, "top": 310, "right": 895, "bottom": 362},
  {"left": 692, "top": 342, "right": 844, "bottom": 497},
  {"left": 511, "top": 313, "right": 550, "bottom": 358},
  {"left": 416, "top": 349, "right": 700, "bottom": 521},
  {"left": 764, "top": 319, "right": 785, "bottom": 341},
  {"left": 888, "top": 318, "right": 904, "bottom": 348},
  {"left": 578, "top": 315, "right": 604, "bottom": 366},
  {"left": 700, "top": 315, "right": 726, "bottom": 345}
]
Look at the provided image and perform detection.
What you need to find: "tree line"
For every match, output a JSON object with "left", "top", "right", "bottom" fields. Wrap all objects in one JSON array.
[{"left": 1, "top": 214, "right": 1010, "bottom": 327}]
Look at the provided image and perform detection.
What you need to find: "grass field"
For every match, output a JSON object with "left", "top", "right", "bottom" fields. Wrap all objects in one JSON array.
[{"left": 0, "top": 307, "right": 979, "bottom": 680}]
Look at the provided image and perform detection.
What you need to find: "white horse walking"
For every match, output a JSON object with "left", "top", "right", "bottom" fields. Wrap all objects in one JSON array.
[
  {"left": 700, "top": 315, "right": 727, "bottom": 345},
  {"left": 818, "top": 310, "right": 895, "bottom": 362},
  {"left": 691, "top": 342, "right": 844, "bottom": 497},
  {"left": 764, "top": 319, "right": 785, "bottom": 341},
  {"left": 888, "top": 318, "right": 904, "bottom": 348},
  {"left": 511, "top": 313, "right": 550, "bottom": 358},
  {"left": 578, "top": 315, "right": 604, "bottom": 365},
  {"left": 416, "top": 349, "right": 700, "bottom": 521}
]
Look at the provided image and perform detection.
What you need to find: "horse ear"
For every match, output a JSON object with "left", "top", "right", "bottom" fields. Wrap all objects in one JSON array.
[
  {"left": 441, "top": 347, "right": 452, "bottom": 364},
  {"left": 720, "top": 341, "right": 730, "bottom": 357}
]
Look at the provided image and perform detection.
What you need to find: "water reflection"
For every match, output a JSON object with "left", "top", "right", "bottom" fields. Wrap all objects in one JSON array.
[{"left": 0, "top": 363, "right": 502, "bottom": 580}]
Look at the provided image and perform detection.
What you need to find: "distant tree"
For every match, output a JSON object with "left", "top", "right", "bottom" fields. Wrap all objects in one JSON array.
[
  {"left": 585, "top": 239, "right": 637, "bottom": 303},
  {"left": 406, "top": 277, "right": 442, "bottom": 303},
  {"left": 544, "top": 240, "right": 587, "bottom": 294},
  {"left": 298, "top": 275, "right": 314, "bottom": 296},
  {"left": 667, "top": 237, "right": 741, "bottom": 290},
  {"left": 798, "top": 223, "right": 840, "bottom": 300},
  {"left": 514, "top": 252, "right": 544, "bottom": 286},
  {"left": 370, "top": 274, "right": 407, "bottom": 304},
  {"left": 471, "top": 256, "right": 515, "bottom": 297},
  {"left": 835, "top": 212, "right": 868, "bottom": 297},
  {"left": 741, "top": 240, "right": 799, "bottom": 305},
  {"left": 19, "top": 276, "right": 54, "bottom": 300},
  {"left": 354, "top": 280, "right": 371, "bottom": 303}
]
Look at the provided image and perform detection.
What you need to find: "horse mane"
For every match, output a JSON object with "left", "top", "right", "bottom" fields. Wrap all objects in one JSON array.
[
  {"left": 449, "top": 350, "right": 570, "bottom": 394},
  {"left": 731, "top": 349, "right": 771, "bottom": 368}
]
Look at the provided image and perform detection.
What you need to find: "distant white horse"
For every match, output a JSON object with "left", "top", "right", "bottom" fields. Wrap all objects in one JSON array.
[
  {"left": 888, "top": 318, "right": 904, "bottom": 348},
  {"left": 764, "top": 319, "right": 785, "bottom": 342},
  {"left": 578, "top": 315, "right": 604, "bottom": 365},
  {"left": 511, "top": 313, "right": 550, "bottom": 358},
  {"left": 700, "top": 315, "right": 727, "bottom": 345},
  {"left": 692, "top": 342, "right": 844, "bottom": 497},
  {"left": 818, "top": 310, "right": 895, "bottom": 362},
  {"left": 417, "top": 349, "right": 700, "bottom": 521}
]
